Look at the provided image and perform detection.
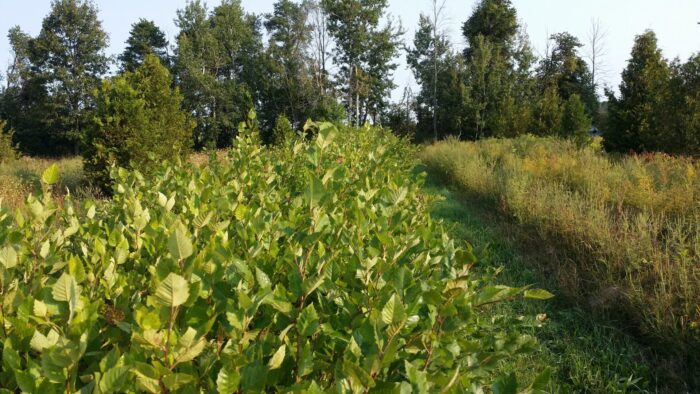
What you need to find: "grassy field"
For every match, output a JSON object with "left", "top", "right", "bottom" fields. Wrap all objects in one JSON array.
[
  {"left": 0, "top": 156, "right": 89, "bottom": 209},
  {"left": 0, "top": 152, "right": 230, "bottom": 210},
  {"left": 420, "top": 135, "right": 699, "bottom": 390},
  {"left": 423, "top": 174, "right": 659, "bottom": 393}
]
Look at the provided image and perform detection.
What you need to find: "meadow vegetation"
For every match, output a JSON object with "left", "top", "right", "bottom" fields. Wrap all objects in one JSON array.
[
  {"left": 420, "top": 135, "right": 700, "bottom": 389},
  {"left": 0, "top": 156, "right": 86, "bottom": 211},
  {"left": 0, "top": 124, "right": 553, "bottom": 392}
]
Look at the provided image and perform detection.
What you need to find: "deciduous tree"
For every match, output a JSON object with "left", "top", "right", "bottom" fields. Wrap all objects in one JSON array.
[{"left": 322, "top": 0, "right": 402, "bottom": 125}]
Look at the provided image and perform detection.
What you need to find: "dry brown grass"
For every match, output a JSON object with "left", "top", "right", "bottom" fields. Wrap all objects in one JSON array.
[
  {"left": 420, "top": 135, "right": 700, "bottom": 386},
  {"left": 0, "top": 156, "right": 89, "bottom": 210},
  {"left": 0, "top": 151, "right": 231, "bottom": 211}
]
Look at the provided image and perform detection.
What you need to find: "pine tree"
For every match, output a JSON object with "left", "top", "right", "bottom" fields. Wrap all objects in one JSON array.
[
  {"left": 538, "top": 32, "right": 597, "bottom": 114},
  {"left": 605, "top": 30, "right": 670, "bottom": 153},
  {"left": 270, "top": 114, "right": 295, "bottom": 145},
  {"left": 462, "top": 0, "right": 518, "bottom": 59},
  {"left": 667, "top": 54, "right": 700, "bottom": 155},
  {"left": 407, "top": 14, "right": 454, "bottom": 140},
  {"left": 533, "top": 85, "right": 563, "bottom": 136},
  {"left": 561, "top": 94, "right": 592, "bottom": 143},
  {"left": 119, "top": 19, "right": 169, "bottom": 72},
  {"left": 85, "top": 55, "right": 193, "bottom": 192},
  {"left": 260, "top": 0, "right": 315, "bottom": 128},
  {"left": 460, "top": 0, "right": 536, "bottom": 140}
]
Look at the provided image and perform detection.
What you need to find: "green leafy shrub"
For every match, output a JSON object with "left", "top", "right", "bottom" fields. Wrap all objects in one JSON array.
[
  {"left": 0, "top": 124, "right": 550, "bottom": 392},
  {"left": 84, "top": 54, "right": 193, "bottom": 192},
  {"left": 269, "top": 114, "right": 295, "bottom": 145},
  {"left": 0, "top": 119, "right": 18, "bottom": 164}
]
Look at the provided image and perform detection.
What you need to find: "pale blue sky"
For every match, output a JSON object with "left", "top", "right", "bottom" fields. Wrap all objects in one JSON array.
[{"left": 1, "top": 0, "right": 699, "bottom": 100}]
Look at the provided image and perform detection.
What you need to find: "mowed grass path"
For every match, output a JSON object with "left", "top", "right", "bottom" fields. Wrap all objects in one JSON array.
[{"left": 421, "top": 170, "right": 660, "bottom": 393}]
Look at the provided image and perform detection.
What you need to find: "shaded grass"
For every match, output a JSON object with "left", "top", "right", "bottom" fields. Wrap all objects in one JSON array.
[{"left": 422, "top": 171, "right": 664, "bottom": 393}]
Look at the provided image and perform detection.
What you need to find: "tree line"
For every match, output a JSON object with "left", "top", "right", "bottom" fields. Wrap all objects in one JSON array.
[
  {"left": 399, "top": 0, "right": 700, "bottom": 155},
  {"left": 0, "top": 0, "right": 698, "bottom": 160},
  {"left": 0, "top": 0, "right": 401, "bottom": 158}
]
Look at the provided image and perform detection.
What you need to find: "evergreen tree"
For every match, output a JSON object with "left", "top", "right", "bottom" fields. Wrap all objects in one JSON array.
[
  {"left": 666, "top": 54, "right": 700, "bottom": 155},
  {"left": 533, "top": 85, "right": 563, "bottom": 136},
  {"left": 605, "top": 30, "right": 670, "bottom": 153},
  {"left": 119, "top": 19, "right": 169, "bottom": 72},
  {"left": 270, "top": 114, "right": 295, "bottom": 145},
  {"left": 561, "top": 94, "right": 592, "bottom": 143},
  {"left": 30, "top": 0, "right": 110, "bottom": 155},
  {"left": 538, "top": 32, "right": 597, "bottom": 114},
  {"left": 85, "top": 55, "right": 193, "bottom": 191},
  {"left": 462, "top": 0, "right": 518, "bottom": 59},
  {"left": 460, "top": 0, "right": 536, "bottom": 140}
]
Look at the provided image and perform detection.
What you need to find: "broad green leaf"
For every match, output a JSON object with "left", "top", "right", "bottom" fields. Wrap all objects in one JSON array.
[
  {"left": 381, "top": 294, "right": 406, "bottom": 325},
  {"left": 492, "top": 373, "right": 518, "bottom": 394},
  {"left": 175, "top": 327, "right": 207, "bottom": 363},
  {"left": 297, "top": 304, "right": 319, "bottom": 337},
  {"left": 267, "top": 344, "right": 286, "bottom": 369},
  {"left": 255, "top": 267, "right": 271, "bottom": 288},
  {"left": 475, "top": 285, "right": 520, "bottom": 306},
  {"left": 99, "top": 365, "right": 131, "bottom": 393},
  {"left": 217, "top": 366, "right": 240, "bottom": 394},
  {"left": 155, "top": 273, "right": 189, "bottom": 308},
  {"left": 304, "top": 176, "right": 325, "bottom": 209},
  {"left": 52, "top": 273, "right": 80, "bottom": 323},
  {"left": 343, "top": 360, "right": 375, "bottom": 389},
  {"left": 0, "top": 246, "right": 17, "bottom": 268},
  {"left": 163, "top": 373, "right": 195, "bottom": 390},
  {"left": 41, "top": 164, "right": 60, "bottom": 185},
  {"left": 524, "top": 289, "right": 555, "bottom": 300},
  {"left": 298, "top": 340, "right": 314, "bottom": 377},
  {"left": 168, "top": 227, "right": 193, "bottom": 260},
  {"left": 315, "top": 122, "right": 336, "bottom": 149},
  {"left": 240, "top": 362, "right": 267, "bottom": 392},
  {"left": 33, "top": 300, "right": 48, "bottom": 318},
  {"left": 405, "top": 361, "right": 429, "bottom": 392},
  {"left": 529, "top": 367, "right": 551, "bottom": 392},
  {"left": 133, "top": 364, "right": 160, "bottom": 394},
  {"left": 30, "top": 329, "right": 59, "bottom": 352}
]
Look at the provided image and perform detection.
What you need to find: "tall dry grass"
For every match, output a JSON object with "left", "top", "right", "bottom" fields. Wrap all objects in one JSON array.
[
  {"left": 420, "top": 135, "right": 699, "bottom": 386},
  {"left": 0, "top": 151, "right": 230, "bottom": 211},
  {"left": 0, "top": 156, "right": 92, "bottom": 210}
]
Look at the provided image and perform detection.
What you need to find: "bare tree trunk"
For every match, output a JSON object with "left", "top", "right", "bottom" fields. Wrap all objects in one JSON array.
[
  {"left": 355, "top": 65, "right": 360, "bottom": 127},
  {"left": 431, "top": 0, "right": 447, "bottom": 142},
  {"left": 587, "top": 18, "right": 608, "bottom": 97}
]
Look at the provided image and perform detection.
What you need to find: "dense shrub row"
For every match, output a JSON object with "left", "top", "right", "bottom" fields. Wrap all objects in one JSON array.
[
  {"left": 0, "top": 125, "right": 550, "bottom": 392},
  {"left": 420, "top": 135, "right": 700, "bottom": 388}
]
